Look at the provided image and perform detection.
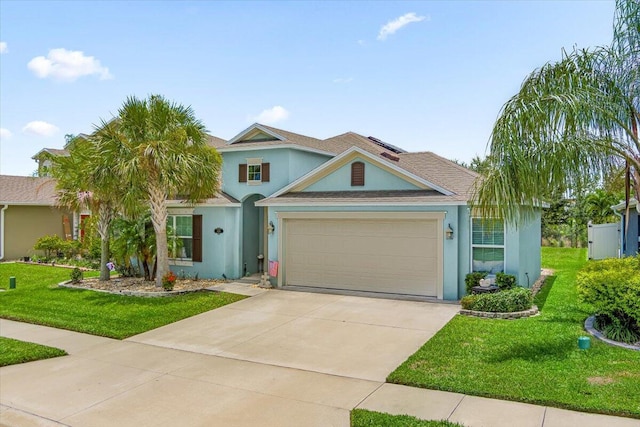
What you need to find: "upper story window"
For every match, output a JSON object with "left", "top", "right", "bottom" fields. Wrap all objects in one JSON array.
[
  {"left": 239, "top": 159, "right": 270, "bottom": 184},
  {"left": 471, "top": 218, "right": 505, "bottom": 274},
  {"left": 351, "top": 161, "right": 365, "bottom": 186}
]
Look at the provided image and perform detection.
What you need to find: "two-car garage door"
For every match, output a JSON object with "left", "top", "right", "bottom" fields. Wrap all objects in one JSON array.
[{"left": 282, "top": 214, "right": 443, "bottom": 298}]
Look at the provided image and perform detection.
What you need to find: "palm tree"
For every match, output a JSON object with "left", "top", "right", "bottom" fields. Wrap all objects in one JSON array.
[
  {"left": 52, "top": 136, "right": 119, "bottom": 281},
  {"left": 474, "top": 0, "right": 639, "bottom": 225},
  {"left": 585, "top": 189, "right": 620, "bottom": 224},
  {"left": 97, "top": 95, "right": 222, "bottom": 287}
]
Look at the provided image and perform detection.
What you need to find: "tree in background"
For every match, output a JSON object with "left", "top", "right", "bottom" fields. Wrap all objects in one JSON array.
[
  {"left": 52, "top": 136, "right": 120, "bottom": 281},
  {"left": 474, "top": 0, "right": 639, "bottom": 225},
  {"left": 96, "top": 95, "right": 222, "bottom": 287}
]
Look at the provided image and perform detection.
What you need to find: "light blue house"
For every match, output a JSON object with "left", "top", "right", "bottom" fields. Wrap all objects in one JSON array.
[{"left": 167, "top": 123, "right": 541, "bottom": 300}]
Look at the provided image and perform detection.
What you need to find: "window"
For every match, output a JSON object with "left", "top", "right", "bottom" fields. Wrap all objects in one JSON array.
[
  {"left": 471, "top": 218, "right": 505, "bottom": 274},
  {"left": 351, "top": 161, "right": 365, "bottom": 186},
  {"left": 248, "top": 163, "right": 262, "bottom": 183},
  {"left": 239, "top": 161, "right": 270, "bottom": 183},
  {"left": 167, "top": 215, "right": 202, "bottom": 262}
]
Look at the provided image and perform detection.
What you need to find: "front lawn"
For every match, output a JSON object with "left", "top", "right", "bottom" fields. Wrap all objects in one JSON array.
[
  {"left": 0, "top": 337, "right": 67, "bottom": 367},
  {"left": 0, "top": 263, "right": 246, "bottom": 339},
  {"left": 388, "top": 248, "right": 640, "bottom": 418},
  {"left": 351, "top": 410, "right": 464, "bottom": 427}
]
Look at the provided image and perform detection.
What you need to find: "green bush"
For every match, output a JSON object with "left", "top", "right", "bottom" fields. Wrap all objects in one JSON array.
[
  {"left": 70, "top": 268, "right": 83, "bottom": 284},
  {"left": 460, "top": 287, "right": 533, "bottom": 313},
  {"left": 465, "top": 272, "right": 487, "bottom": 294},
  {"left": 33, "top": 235, "right": 64, "bottom": 259},
  {"left": 576, "top": 257, "right": 640, "bottom": 343},
  {"left": 496, "top": 272, "right": 517, "bottom": 290}
]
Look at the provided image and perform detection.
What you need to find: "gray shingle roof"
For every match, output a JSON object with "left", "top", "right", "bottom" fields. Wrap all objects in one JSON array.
[{"left": 0, "top": 175, "right": 58, "bottom": 205}]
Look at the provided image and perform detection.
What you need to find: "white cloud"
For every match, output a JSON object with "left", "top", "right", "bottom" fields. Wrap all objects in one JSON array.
[
  {"left": 333, "top": 77, "right": 354, "bottom": 84},
  {"left": 27, "top": 48, "right": 113, "bottom": 82},
  {"left": 378, "top": 12, "right": 429, "bottom": 40},
  {"left": 0, "top": 128, "right": 12, "bottom": 140},
  {"left": 0, "top": 42, "right": 7, "bottom": 54},
  {"left": 252, "top": 106, "right": 290, "bottom": 124},
  {"left": 22, "top": 121, "right": 60, "bottom": 137},
  {"left": 357, "top": 39, "right": 366, "bottom": 46}
]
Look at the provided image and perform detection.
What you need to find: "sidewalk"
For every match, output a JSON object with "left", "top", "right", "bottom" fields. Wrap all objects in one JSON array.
[{"left": 2, "top": 319, "right": 639, "bottom": 426}]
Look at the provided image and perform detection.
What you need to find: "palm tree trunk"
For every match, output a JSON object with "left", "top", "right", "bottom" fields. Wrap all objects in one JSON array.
[
  {"left": 96, "top": 203, "right": 113, "bottom": 281},
  {"left": 148, "top": 183, "right": 168, "bottom": 287}
]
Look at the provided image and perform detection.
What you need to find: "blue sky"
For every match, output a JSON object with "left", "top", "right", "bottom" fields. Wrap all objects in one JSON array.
[{"left": 0, "top": 1, "right": 616, "bottom": 176}]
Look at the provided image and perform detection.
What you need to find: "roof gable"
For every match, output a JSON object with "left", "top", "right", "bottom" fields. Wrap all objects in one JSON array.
[
  {"left": 227, "top": 123, "right": 287, "bottom": 145},
  {"left": 303, "top": 156, "right": 422, "bottom": 192},
  {"left": 267, "top": 147, "right": 454, "bottom": 199}
]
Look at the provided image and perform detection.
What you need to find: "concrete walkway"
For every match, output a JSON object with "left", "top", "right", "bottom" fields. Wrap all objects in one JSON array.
[{"left": 1, "top": 288, "right": 639, "bottom": 427}]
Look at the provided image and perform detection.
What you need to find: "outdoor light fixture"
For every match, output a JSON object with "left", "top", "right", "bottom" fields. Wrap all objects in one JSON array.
[
  {"left": 267, "top": 221, "right": 275, "bottom": 234},
  {"left": 445, "top": 224, "right": 454, "bottom": 240}
]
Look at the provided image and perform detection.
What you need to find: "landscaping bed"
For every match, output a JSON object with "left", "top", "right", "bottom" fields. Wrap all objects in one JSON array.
[{"left": 387, "top": 248, "right": 640, "bottom": 419}]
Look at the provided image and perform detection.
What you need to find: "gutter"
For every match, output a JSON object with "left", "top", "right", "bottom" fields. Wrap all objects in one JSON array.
[
  {"left": 613, "top": 207, "right": 623, "bottom": 258},
  {"left": 0, "top": 205, "right": 8, "bottom": 260}
]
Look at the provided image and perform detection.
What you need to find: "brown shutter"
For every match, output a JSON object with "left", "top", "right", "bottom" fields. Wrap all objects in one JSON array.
[
  {"left": 239, "top": 164, "right": 247, "bottom": 183},
  {"left": 351, "top": 162, "right": 365, "bottom": 186},
  {"left": 262, "top": 163, "right": 270, "bottom": 182},
  {"left": 192, "top": 215, "right": 202, "bottom": 262}
]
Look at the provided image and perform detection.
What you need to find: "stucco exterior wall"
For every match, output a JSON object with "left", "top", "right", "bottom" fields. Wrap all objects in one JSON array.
[
  {"left": 3, "top": 205, "right": 69, "bottom": 260},
  {"left": 304, "top": 157, "right": 420, "bottom": 192},
  {"left": 221, "top": 148, "right": 330, "bottom": 201}
]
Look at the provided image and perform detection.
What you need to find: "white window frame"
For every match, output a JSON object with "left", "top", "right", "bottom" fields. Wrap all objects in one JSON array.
[
  {"left": 470, "top": 217, "right": 506, "bottom": 274},
  {"left": 167, "top": 215, "right": 193, "bottom": 264},
  {"left": 247, "top": 158, "right": 262, "bottom": 185}
]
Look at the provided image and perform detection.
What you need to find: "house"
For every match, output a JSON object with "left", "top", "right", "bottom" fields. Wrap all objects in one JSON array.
[
  {"left": 611, "top": 198, "right": 639, "bottom": 256},
  {"left": 165, "top": 123, "right": 542, "bottom": 300},
  {"left": 0, "top": 175, "right": 75, "bottom": 260}
]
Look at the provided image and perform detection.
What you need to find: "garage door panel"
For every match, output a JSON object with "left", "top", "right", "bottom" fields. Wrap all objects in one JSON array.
[{"left": 284, "top": 218, "right": 440, "bottom": 297}]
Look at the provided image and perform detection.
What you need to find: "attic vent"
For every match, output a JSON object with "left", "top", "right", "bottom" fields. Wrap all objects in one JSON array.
[
  {"left": 380, "top": 151, "right": 400, "bottom": 162},
  {"left": 367, "top": 136, "right": 407, "bottom": 154}
]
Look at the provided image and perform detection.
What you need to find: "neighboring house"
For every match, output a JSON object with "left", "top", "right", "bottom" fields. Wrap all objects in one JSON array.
[
  {"left": 166, "top": 123, "right": 542, "bottom": 300},
  {"left": 0, "top": 175, "right": 74, "bottom": 260},
  {"left": 611, "top": 198, "right": 640, "bottom": 256}
]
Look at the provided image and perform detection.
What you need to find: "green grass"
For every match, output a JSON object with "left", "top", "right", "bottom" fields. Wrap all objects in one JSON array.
[
  {"left": 351, "top": 409, "right": 464, "bottom": 427},
  {"left": 0, "top": 263, "right": 246, "bottom": 339},
  {"left": 0, "top": 337, "right": 67, "bottom": 367},
  {"left": 388, "top": 248, "right": 640, "bottom": 418}
]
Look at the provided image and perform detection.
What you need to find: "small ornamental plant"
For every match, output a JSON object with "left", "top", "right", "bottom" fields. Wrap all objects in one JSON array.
[
  {"left": 161, "top": 271, "right": 177, "bottom": 291},
  {"left": 70, "top": 267, "right": 83, "bottom": 284}
]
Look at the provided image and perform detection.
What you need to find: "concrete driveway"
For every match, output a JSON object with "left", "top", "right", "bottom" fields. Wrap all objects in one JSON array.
[
  {"left": 0, "top": 289, "right": 459, "bottom": 426},
  {"left": 127, "top": 290, "right": 459, "bottom": 381}
]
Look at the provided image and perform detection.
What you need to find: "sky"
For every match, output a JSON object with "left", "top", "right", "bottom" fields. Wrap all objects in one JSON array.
[{"left": 0, "top": 0, "right": 617, "bottom": 177}]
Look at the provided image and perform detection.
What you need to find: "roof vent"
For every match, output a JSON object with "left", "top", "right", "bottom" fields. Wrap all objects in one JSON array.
[
  {"left": 380, "top": 151, "right": 400, "bottom": 162},
  {"left": 367, "top": 136, "right": 407, "bottom": 154}
]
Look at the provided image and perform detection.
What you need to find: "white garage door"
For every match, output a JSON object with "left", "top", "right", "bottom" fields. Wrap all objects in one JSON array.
[{"left": 283, "top": 218, "right": 441, "bottom": 297}]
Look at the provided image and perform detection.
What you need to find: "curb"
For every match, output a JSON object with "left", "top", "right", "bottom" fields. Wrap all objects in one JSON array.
[
  {"left": 459, "top": 305, "right": 539, "bottom": 319},
  {"left": 584, "top": 316, "right": 640, "bottom": 351}
]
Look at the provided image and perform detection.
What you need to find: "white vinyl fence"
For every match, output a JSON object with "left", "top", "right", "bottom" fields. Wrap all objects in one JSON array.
[{"left": 587, "top": 221, "right": 620, "bottom": 260}]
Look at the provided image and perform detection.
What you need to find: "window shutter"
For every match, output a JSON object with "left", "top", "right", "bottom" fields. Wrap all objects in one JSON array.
[
  {"left": 239, "top": 164, "right": 247, "bottom": 183},
  {"left": 351, "top": 162, "right": 365, "bottom": 186},
  {"left": 192, "top": 215, "right": 202, "bottom": 262},
  {"left": 262, "top": 163, "right": 270, "bottom": 182}
]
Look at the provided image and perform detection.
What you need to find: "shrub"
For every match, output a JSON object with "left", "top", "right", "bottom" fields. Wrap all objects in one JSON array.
[
  {"left": 162, "top": 271, "right": 177, "bottom": 291},
  {"left": 496, "top": 272, "right": 517, "bottom": 290},
  {"left": 460, "top": 287, "right": 533, "bottom": 313},
  {"left": 33, "top": 235, "right": 64, "bottom": 259},
  {"left": 465, "top": 272, "right": 487, "bottom": 294},
  {"left": 70, "top": 268, "right": 83, "bottom": 284},
  {"left": 576, "top": 257, "right": 640, "bottom": 343}
]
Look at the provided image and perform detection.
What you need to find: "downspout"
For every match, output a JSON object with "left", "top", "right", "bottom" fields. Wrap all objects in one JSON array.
[{"left": 0, "top": 205, "right": 8, "bottom": 260}]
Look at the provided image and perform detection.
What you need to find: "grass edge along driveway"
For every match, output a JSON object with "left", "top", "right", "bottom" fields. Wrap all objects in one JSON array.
[
  {"left": 387, "top": 248, "right": 640, "bottom": 419},
  {"left": 0, "top": 336, "right": 67, "bottom": 367},
  {"left": 0, "top": 263, "right": 246, "bottom": 340}
]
